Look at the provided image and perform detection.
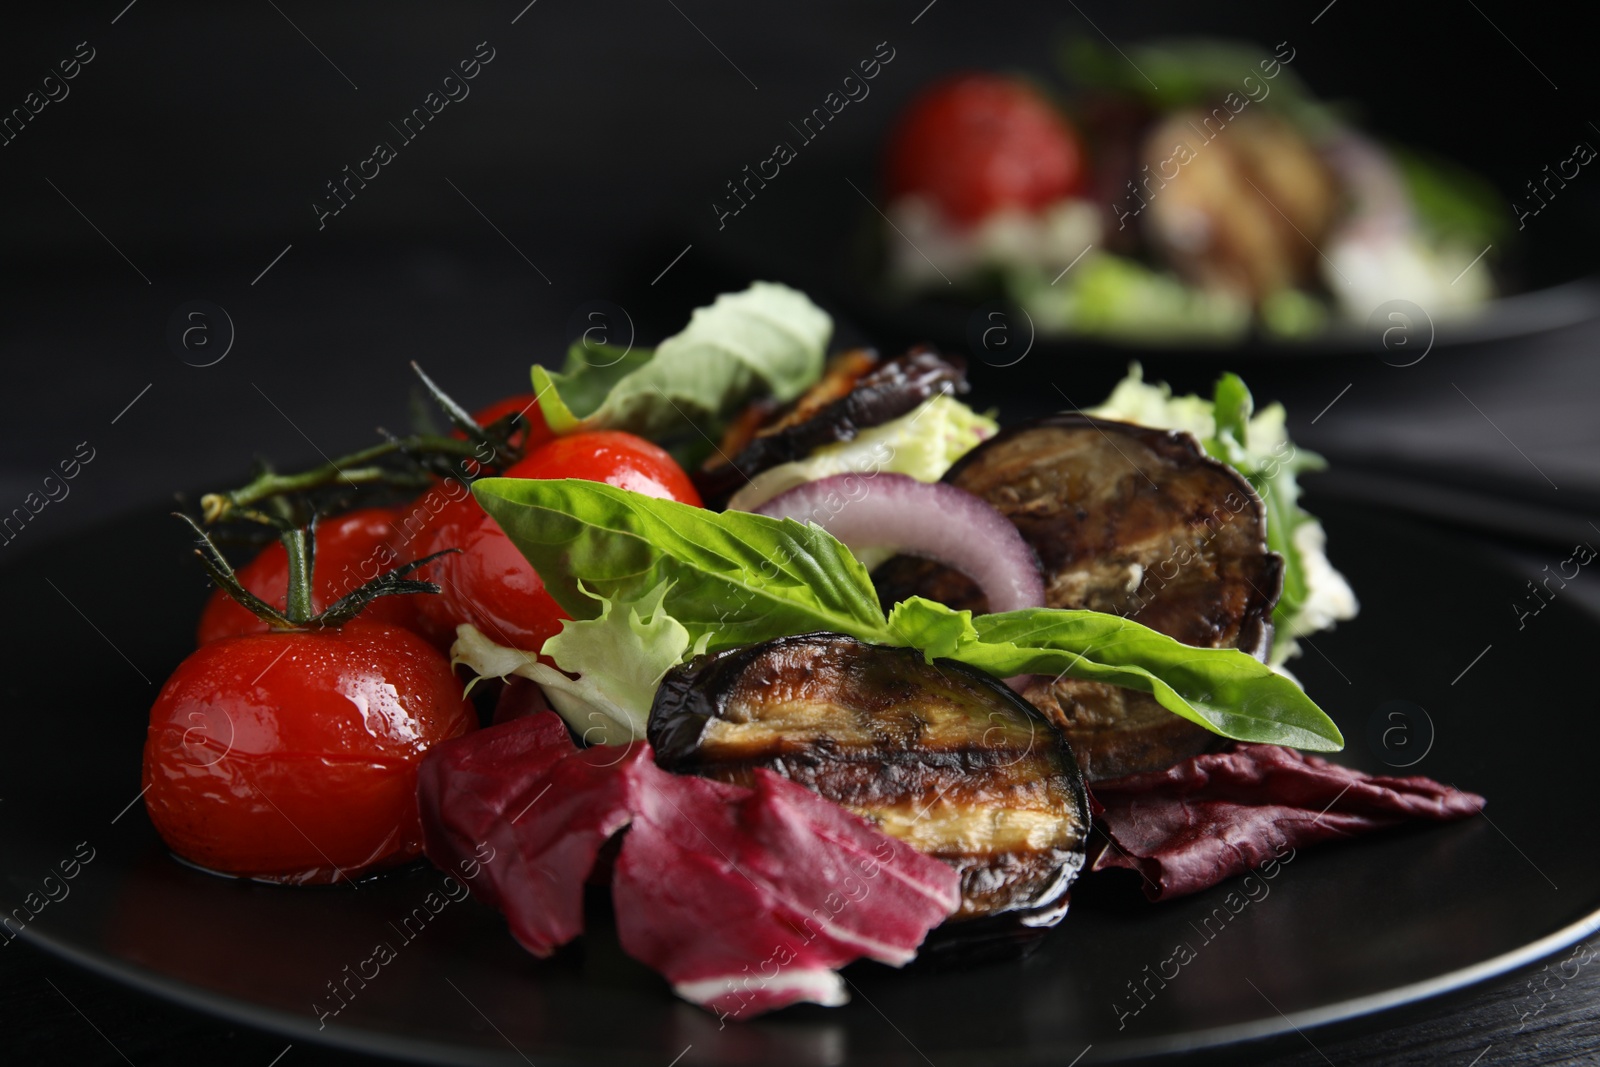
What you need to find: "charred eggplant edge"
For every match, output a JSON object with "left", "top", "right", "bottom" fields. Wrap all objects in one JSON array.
[
  {"left": 941, "top": 412, "right": 1284, "bottom": 662},
  {"left": 647, "top": 632, "right": 1092, "bottom": 937},
  {"left": 695, "top": 347, "right": 970, "bottom": 504}
]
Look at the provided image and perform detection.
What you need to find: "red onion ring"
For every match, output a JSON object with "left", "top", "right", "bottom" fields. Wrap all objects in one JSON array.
[{"left": 750, "top": 473, "right": 1045, "bottom": 614}]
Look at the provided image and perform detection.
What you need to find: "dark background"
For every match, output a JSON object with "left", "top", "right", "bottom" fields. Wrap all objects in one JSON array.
[{"left": 3, "top": 1, "right": 1598, "bottom": 1064}]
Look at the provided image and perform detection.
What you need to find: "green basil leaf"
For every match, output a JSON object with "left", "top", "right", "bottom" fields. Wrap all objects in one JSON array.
[
  {"left": 886, "top": 598, "right": 1344, "bottom": 751},
  {"left": 472, "top": 477, "right": 890, "bottom": 652},
  {"left": 476, "top": 478, "right": 1344, "bottom": 753}
]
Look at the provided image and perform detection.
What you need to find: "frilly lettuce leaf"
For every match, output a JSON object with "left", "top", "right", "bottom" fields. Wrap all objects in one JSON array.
[
  {"left": 449, "top": 581, "right": 701, "bottom": 746},
  {"left": 724, "top": 393, "right": 997, "bottom": 514},
  {"left": 532, "top": 281, "right": 831, "bottom": 439}
]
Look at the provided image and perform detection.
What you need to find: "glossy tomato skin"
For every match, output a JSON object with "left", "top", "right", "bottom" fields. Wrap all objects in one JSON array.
[
  {"left": 410, "top": 490, "right": 571, "bottom": 651},
  {"left": 196, "top": 508, "right": 417, "bottom": 645},
  {"left": 885, "top": 73, "right": 1086, "bottom": 225},
  {"left": 143, "top": 620, "right": 476, "bottom": 884},
  {"left": 512, "top": 432, "right": 702, "bottom": 505},
  {"left": 412, "top": 431, "right": 700, "bottom": 651}
]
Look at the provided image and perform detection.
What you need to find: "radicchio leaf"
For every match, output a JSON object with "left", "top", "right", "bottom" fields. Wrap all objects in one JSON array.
[
  {"left": 1090, "top": 743, "right": 1485, "bottom": 900},
  {"left": 417, "top": 713, "right": 960, "bottom": 1015}
]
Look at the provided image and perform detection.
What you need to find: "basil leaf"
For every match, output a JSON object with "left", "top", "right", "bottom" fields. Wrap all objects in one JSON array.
[
  {"left": 476, "top": 479, "right": 1344, "bottom": 752},
  {"left": 534, "top": 281, "right": 831, "bottom": 441},
  {"left": 472, "top": 477, "right": 890, "bottom": 652},
  {"left": 886, "top": 598, "right": 1344, "bottom": 751}
]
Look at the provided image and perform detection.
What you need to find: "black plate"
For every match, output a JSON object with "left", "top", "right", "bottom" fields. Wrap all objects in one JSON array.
[{"left": 5, "top": 499, "right": 1597, "bottom": 1065}]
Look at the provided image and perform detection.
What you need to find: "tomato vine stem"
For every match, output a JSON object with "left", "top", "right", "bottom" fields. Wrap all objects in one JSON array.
[{"left": 200, "top": 435, "right": 478, "bottom": 524}]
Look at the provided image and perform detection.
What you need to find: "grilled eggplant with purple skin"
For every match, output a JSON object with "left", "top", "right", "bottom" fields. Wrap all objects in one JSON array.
[
  {"left": 873, "top": 414, "right": 1283, "bottom": 781},
  {"left": 649, "top": 632, "right": 1089, "bottom": 937},
  {"left": 695, "top": 346, "right": 970, "bottom": 505}
]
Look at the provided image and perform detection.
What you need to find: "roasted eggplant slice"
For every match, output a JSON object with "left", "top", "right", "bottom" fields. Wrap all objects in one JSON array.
[
  {"left": 695, "top": 346, "right": 970, "bottom": 505},
  {"left": 649, "top": 632, "right": 1089, "bottom": 934},
  {"left": 874, "top": 414, "right": 1282, "bottom": 781}
]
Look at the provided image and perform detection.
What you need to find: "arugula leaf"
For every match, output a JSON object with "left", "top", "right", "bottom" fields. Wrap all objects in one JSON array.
[
  {"left": 1209, "top": 371, "right": 1253, "bottom": 456},
  {"left": 450, "top": 582, "right": 696, "bottom": 745},
  {"left": 473, "top": 477, "right": 889, "bottom": 652},
  {"left": 886, "top": 598, "right": 1343, "bottom": 751},
  {"left": 532, "top": 281, "right": 831, "bottom": 441},
  {"left": 474, "top": 478, "right": 1345, "bottom": 751}
]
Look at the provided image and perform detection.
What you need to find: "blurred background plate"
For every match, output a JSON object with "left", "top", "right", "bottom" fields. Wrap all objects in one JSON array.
[{"left": 702, "top": 170, "right": 1600, "bottom": 373}]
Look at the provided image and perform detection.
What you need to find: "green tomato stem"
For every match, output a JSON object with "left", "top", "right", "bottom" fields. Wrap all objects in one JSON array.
[{"left": 280, "top": 525, "right": 316, "bottom": 625}]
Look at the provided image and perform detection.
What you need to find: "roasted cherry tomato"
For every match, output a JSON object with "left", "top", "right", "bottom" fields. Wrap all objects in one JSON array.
[
  {"left": 408, "top": 489, "right": 570, "bottom": 651},
  {"left": 885, "top": 73, "right": 1086, "bottom": 224},
  {"left": 196, "top": 508, "right": 417, "bottom": 645},
  {"left": 413, "top": 431, "right": 700, "bottom": 651},
  {"left": 143, "top": 620, "right": 476, "bottom": 884},
  {"left": 453, "top": 392, "right": 556, "bottom": 454},
  {"left": 511, "top": 431, "right": 703, "bottom": 504}
]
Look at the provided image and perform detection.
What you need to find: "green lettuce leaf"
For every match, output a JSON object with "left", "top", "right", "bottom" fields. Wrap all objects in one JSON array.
[
  {"left": 473, "top": 477, "right": 1344, "bottom": 750},
  {"left": 532, "top": 281, "right": 831, "bottom": 440},
  {"left": 1009, "top": 255, "right": 1252, "bottom": 343},
  {"left": 449, "top": 581, "right": 696, "bottom": 745},
  {"left": 885, "top": 598, "right": 1343, "bottom": 751},
  {"left": 532, "top": 342, "right": 655, "bottom": 434},
  {"left": 724, "top": 393, "right": 998, "bottom": 513}
]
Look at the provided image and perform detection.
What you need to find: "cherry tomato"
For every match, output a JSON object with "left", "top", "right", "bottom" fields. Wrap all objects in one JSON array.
[
  {"left": 513, "top": 431, "right": 703, "bottom": 504},
  {"left": 143, "top": 620, "right": 476, "bottom": 884},
  {"left": 408, "top": 489, "right": 571, "bottom": 651},
  {"left": 196, "top": 508, "right": 417, "bottom": 645},
  {"left": 412, "top": 431, "right": 700, "bottom": 651},
  {"left": 885, "top": 73, "right": 1086, "bottom": 224},
  {"left": 452, "top": 393, "right": 556, "bottom": 454}
]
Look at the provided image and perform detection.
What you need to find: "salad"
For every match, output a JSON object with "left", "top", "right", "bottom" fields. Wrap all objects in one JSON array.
[
  {"left": 143, "top": 282, "right": 1482, "bottom": 1021},
  {"left": 880, "top": 39, "right": 1506, "bottom": 342}
]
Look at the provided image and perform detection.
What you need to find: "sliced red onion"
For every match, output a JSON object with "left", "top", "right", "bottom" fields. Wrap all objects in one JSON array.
[{"left": 751, "top": 473, "right": 1044, "bottom": 614}]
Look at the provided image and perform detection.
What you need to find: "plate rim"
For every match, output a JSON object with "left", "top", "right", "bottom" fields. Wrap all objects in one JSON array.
[{"left": 20, "top": 899, "right": 1600, "bottom": 1064}]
